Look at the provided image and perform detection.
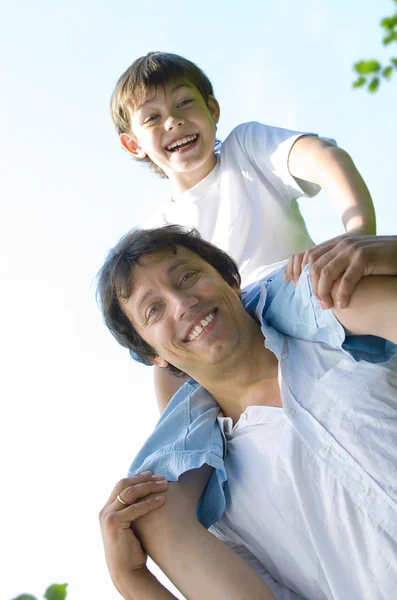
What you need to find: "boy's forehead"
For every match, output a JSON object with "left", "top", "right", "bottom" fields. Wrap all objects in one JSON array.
[{"left": 133, "top": 80, "right": 196, "bottom": 111}]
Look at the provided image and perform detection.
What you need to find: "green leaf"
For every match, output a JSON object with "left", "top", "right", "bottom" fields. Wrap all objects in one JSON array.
[
  {"left": 12, "top": 595, "right": 38, "bottom": 600},
  {"left": 380, "top": 17, "right": 397, "bottom": 31},
  {"left": 44, "top": 584, "right": 68, "bottom": 600},
  {"left": 383, "top": 31, "right": 397, "bottom": 46},
  {"left": 382, "top": 66, "right": 393, "bottom": 78},
  {"left": 367, "top": 76, "right": 380, "bottom": 93},
  {"left": 392, "top": 57, "right": 397, "bottom": 68},
  {"left": 354, "top": 60, "right": 381, "bottom": 74},
  {"left": 352, "top": 76, "right": 366, "bottom": 88}
]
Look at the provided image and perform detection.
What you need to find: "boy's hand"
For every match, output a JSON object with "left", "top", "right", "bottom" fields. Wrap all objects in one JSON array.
[
  {"left": 285, "top": 234, "right": 397, "bottom": 309},
  {"left": 99, "top": 472, "right": 168, "bottom": 585}
]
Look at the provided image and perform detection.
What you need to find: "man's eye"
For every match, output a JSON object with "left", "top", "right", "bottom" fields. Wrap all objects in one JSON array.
[
  {"left": 147, "top": 304, "right": 160, "bottom": 319},
  {"left": 180, "top": 271, "right": 196, "bottom": 285}
]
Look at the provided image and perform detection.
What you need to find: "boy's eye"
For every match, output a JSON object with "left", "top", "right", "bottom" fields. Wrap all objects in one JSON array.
[
  {"left": 143, "top": 115, "right": 158, "bottom": 124},
  {"left": 177, "top": 99, "right": 192, "bottom": 108}
]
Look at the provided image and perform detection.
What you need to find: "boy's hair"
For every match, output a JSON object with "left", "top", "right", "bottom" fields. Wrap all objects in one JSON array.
[
  {"left": 96, "top": 225, "right": 241, "bottom": 377},
  {"left": 110, "top": 51, "right": 215, "bottom": 178}
]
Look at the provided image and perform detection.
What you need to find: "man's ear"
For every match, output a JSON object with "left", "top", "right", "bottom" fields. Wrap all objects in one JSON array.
[
  {"left": 207, "top": 95, "right": 220, "bottom": 125},
  {"left": 119, "top": 133, "right": 147, "bottom": 158},
  {"left": 149, "top": 355, "right": 169, "bottom": 369},
  {"left": 232, "top": 283, "right": 242, "bottom": 298}
]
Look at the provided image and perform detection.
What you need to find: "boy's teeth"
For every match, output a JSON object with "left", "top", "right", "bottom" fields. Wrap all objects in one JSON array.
[
  {"left": 188, "top": 312, "right": 215, "bottom": 341},
  {"left": 167, "top": 134, "right": 197, "bottom": 151}
]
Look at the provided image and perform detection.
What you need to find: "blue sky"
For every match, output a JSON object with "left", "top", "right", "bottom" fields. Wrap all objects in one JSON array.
[{"left": 1, "top": 1, "right": 396, "bottom": 598}]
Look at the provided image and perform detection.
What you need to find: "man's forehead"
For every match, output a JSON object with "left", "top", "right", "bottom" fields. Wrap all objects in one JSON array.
[{"left": 135, "top": 246, "right": 203, "bottom": 271}]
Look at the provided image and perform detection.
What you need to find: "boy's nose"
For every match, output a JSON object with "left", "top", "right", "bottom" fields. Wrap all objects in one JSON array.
[{"left": 164, "top": 114, "right": 184, "bottom": 131}]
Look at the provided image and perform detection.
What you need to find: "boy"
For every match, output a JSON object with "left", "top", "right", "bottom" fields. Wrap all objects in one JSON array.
[{"left": 110, "top": 51, "right": 376, "bottom": 407}]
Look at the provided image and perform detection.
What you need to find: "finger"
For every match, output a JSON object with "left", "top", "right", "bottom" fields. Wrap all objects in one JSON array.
[
  {"left": 284, "top": 256, "right": 294, "bottom": 282},
  {"left": 105, "top": 471, "right": 163, "bottom": 506},
  {"left": 334, "top": 265, "right": 365, "bottom": 309},
  {"left": 119, "top": 494, "right": 166, "bottom": 523},
  {"left": 301, "top": 249, "right": 312, "bottom": 270},
  {"left": 315, "top": 253, "right": 352, "bottom": 308},
  {"left": 114, "top": 479, "right": 169, "bottom": 510},
  {"left": 292, "top": 253, "right": 304, "bottom": 283},
  {"left": 309, "top": 247, "right": 343, "bottom": 299}
]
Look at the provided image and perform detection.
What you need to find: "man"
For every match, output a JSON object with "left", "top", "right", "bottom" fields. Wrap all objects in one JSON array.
[{"left": 98, "top": 226, "right": 397, "bottom": 600}]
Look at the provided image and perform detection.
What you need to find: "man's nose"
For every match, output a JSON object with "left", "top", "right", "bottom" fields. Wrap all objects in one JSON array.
[
  {"left": 171, "top": 291, "right": 198, "bottom": 320},
  {"left": 164, "top": 111, "right": 184, "bottom": 131}
]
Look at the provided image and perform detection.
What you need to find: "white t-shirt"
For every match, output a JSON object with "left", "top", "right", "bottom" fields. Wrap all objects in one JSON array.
[{"left": 145, "top": 122, "right": 328, "bottom": 286}]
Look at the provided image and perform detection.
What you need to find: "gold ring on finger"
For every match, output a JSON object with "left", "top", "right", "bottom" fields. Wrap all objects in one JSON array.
[{"left": 116, "top": 493, "right": 128, "bottom": 506}]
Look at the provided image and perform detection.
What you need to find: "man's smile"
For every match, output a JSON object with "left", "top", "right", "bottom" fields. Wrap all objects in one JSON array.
[{"left": 184, "top": 308, "right": 217, "bottom": 342}]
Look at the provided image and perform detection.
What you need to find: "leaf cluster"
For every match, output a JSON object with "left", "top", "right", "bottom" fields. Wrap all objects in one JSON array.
[
  {"left": 352, "top": 0, "right": 397, "bottom": 93},
  {"left": 11, "top": 583, "right": 68, "bottom": 600}
]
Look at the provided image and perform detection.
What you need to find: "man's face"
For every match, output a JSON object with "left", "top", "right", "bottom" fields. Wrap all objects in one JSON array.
[
  {"left": 121, "top": 247, "right": 246, "bottom": 379},
  {"left": 125, "top": 81, "right": 220, "bottom": 188}
]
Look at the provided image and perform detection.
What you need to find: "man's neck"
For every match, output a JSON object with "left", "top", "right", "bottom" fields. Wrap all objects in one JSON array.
[{"left": 192, "top": 321, "right": 281, "bottom": 424}]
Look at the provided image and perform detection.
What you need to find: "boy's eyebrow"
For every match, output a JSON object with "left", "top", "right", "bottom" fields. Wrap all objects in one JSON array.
[{"left": 136, "top": 83, "right": 194, "bottom": 111}]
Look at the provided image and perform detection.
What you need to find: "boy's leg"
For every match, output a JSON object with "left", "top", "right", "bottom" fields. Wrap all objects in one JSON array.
[{"left": 133, "top": 466, "right": 276, "bottom": 600}]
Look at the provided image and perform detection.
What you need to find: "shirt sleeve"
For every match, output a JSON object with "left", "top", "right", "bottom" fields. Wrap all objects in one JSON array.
[
  {"left": 261, "top": 266, "right": 397, "bottom": 364},
  {"left": 209, "top": 526, "right": 310, "bottom": 600},
  {"left": 233, "top": 121, "right": 336, "bottom": 205},
  {"left": 127, "top": 380, "right": 228, "bottom": 528}
]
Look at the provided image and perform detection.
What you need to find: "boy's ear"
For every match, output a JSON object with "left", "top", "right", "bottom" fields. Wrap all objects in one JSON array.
[
  {"left": 207, "top": 95, "right": 220, "bottom": 125},
  {"left": 119, "top": 133, "right": 147, "bottom": 159}
]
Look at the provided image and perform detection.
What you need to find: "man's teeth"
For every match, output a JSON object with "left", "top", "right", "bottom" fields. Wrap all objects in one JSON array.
[
  {"left": 188, "top": 312, "right": 215, "bottom": 341},
  {"left": 166, "top": 134, "right": 198, "bottom": 151}
]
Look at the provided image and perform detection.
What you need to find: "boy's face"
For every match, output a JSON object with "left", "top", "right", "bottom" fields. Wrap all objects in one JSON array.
[
  {"left": 121, "top": 247, "right": 246, "bottom": 381},
  {"left": 121, "top": 81, "right": 220, "bottom": 192}
]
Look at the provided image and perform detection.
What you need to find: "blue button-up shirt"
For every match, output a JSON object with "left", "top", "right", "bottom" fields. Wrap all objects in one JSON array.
[{"left": 129, "top": 266, "right": 397, "bottom": 599}]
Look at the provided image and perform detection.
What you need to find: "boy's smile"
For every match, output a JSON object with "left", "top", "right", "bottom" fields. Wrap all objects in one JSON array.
[{"left": 121, "top": 81, "right": 220, "bottom": 193}]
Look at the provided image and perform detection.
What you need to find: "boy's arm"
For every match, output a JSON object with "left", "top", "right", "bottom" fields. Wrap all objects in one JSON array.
[
  {"left": 288, "top": 136, "right": 376, "bottom": 236},
  {"left": 285, "top": 136, "right": 376, "bottom": 303},
  {"left": 332, "top": 274, "right": 397, "bottom": 345},
  {"left": 154, "top": 367, "right": 189, "bottom": 413},
  {"left": 322, "top": 236, "right": 397, "bottom": 344},
  {"left": 133, "top": 466, "right": 276, "bottom": 600}
]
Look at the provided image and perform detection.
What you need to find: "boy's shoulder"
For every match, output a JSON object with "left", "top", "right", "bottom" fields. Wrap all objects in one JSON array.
[{"left": 221, "top": 121, "right": 308, "bottom": 155}]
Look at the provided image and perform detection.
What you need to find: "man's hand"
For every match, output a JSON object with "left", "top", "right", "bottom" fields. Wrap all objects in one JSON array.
[
  {"left": 99, "top": 472, "right": 168, "bottom": 588},
  {"left": 285, "top": 234, "right": 397, "bottom": 309}
]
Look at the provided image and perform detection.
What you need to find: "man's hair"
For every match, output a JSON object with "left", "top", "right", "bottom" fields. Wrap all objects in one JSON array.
[
  {"left": 110, "top": 51, "right": 215, "bottom": 178},
  {"left": 96, "top": 225, "right": 241, "bottom": 377}
]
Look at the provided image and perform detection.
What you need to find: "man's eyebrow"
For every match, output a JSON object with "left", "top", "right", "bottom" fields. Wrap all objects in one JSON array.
[
  {"left": 136, "top": 258, "right": 193, "bottom": 313},
  {"left": 166, "top": 257, "right": 192, "bottom": 275}
]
